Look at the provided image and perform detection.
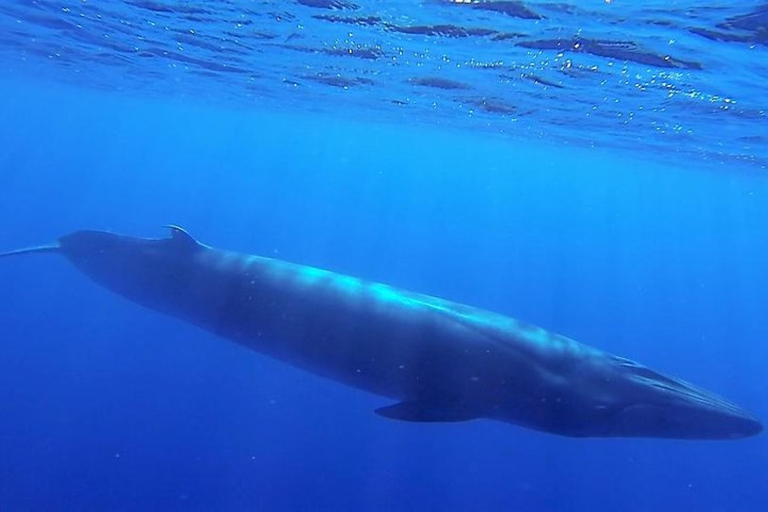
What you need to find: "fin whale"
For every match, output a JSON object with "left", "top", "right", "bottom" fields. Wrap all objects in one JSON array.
[{"left": 1, "top": 226, "right": 762, "bottom": 439}]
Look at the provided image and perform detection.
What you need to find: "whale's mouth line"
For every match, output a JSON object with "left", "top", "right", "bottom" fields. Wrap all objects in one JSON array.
[{"left": 612, "top": 356, "right": 756, "bottom": 419}]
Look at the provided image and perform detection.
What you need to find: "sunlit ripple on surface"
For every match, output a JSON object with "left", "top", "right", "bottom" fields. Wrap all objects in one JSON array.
[{"left": 0, "top": 0, "right": 766, "bottom": 170}]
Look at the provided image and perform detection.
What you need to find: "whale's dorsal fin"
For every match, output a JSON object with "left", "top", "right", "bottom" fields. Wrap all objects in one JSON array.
[
  {"left": 163, "top": 225, "right": 201, "bottom": 251},
  {"left": 375, "top": 400, "right": 480, "bottom": 422}
]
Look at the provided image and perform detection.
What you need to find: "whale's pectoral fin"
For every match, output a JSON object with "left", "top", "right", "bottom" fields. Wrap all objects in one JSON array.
[{"left": 375, "top": 400, "right": 480, "bottom": 422}]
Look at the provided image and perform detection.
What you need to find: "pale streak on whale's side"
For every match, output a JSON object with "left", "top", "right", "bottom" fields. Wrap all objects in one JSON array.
[{"left": 0, "top": 226, "right": 761, "bottom": 439}]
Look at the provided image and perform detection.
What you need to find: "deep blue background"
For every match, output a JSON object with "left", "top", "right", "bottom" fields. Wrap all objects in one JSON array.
[{"left": 1, "top": 80, "right": 767, "bottom": 511}]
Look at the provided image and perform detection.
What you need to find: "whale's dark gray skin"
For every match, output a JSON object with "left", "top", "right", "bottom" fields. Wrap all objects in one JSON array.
[{"left": 1, "top": 226, "right": 762, "bottom": 439}]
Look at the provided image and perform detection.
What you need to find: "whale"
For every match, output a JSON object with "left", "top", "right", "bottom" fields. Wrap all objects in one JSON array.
[{"left": 0, "top": 226, "right": 762, "bottom": 439}]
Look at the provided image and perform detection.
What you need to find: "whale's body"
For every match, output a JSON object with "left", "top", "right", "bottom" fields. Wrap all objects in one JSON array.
[{"left": 1, "top": 227, "right": 761, "bottom": 439}]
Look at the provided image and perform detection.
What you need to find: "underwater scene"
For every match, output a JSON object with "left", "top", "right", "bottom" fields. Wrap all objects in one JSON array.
[{"left": 0, "top": 1, "right": 767, "bottom": 510}]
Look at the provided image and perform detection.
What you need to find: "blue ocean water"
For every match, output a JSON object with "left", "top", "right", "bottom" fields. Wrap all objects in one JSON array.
[{"left": 1, "top": 1, "right": 767, "bottom": 511}]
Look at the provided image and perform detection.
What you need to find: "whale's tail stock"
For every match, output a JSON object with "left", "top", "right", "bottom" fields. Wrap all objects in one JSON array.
[{"left": 0, "top": 243, "right": 61, "bottom": 258}]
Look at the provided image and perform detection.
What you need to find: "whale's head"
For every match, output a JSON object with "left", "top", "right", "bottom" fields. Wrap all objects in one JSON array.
[
  {"left": 608, "top": 357, "right": 761, "bottom": 439},
  {"left": 560, "top": 356, "right": 763, "bottom": 439}
]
